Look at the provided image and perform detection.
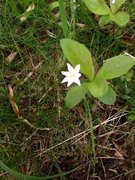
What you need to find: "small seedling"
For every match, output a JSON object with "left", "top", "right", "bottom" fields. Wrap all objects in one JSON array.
[
  {"left": 84, "top": 0, "right": 130, "bottom": 27},
  {"left": 60, "top": 39, "right": 135, "bottom": 109}
]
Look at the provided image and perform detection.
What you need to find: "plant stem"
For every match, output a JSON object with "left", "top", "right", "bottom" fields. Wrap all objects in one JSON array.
[
  {"left": 84, "top": 98, "right": 96, "bottom": 170},
  {"left": 70, "top": 0, "right": 76, "bottom": 39},
  {"left": 58, "top": 0, "right": 69, "bottom": 38}
]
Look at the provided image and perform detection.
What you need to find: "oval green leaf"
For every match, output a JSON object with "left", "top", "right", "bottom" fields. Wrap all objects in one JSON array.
[
  {"left": 65, "top": 83, "right": 88, "bottom": 109},
  {"left": 98, "top": 85, "right": 116, "bottom": 105},
  {"left": 84, "top": 0, "right": 110, "bottom": 15},
  {"left": 88, "top": 78, "right": 108, "bottom": 98},
  {"left": 109, "top": 12, "right": 129, "bottom": 27},
  {"left": 60, "top": 39, "right": 95, "bottom": 81},
  {"left": 96, "top": 55, "right": 135, "bottom": 80},
  {"left": 110, "top": 0, "right": 126, "bottom": 14}
]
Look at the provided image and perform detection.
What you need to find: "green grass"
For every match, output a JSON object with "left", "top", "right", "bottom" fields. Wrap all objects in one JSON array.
[{"left": 0, "top": 0, "right": 135, "bottom": 179}]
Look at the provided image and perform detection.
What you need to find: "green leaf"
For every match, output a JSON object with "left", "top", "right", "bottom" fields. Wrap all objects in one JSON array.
[
  {"left": 49, "top": 2, "right": 59, "bottom": 12},
  {"left": 60, "top": 39, "right": 95, "bottom": 81},
  {"left": 58, "top": 0, "right": 69, "bottom": 38},
  {"left": 110, "top": 0, "right": 126, "bottom": 14},
  {"left": 84, "top": 0, "right": 110, "bottom": 15},
  {"left": 65, "top": 83, "right": 88, "bottom": 109},
  {"left": 109, "top": 12, "right": 129, "bottom": 27},
  {"left": 96, "top": 55, "right": 135, "bottom": 80},
  {"left": 99, "top": 15, "right": 111, "bottom": 27},
  {"left": 98, "top": 86, "right": 116, "bottom": 105},
  {"left": 88, "top": 78, "right": 108, "bottom": 98}
]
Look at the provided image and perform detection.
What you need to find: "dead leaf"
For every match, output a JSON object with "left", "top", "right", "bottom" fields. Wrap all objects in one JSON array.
[
  {"left": 122, "top": 32, "right": 135, "bottom": 47},
  {"left": 20, "top": 3, "right": 35, "bottom": 22},
  {"left": 8, "top": 85, "right": 20, "bottom": 118},
  {"left": 76, "top": 106, "right": 85, "bottom": 116},
  {"left": 46, "top": 30, "right": 57, "bottom": 38},
  {"left": 26, "top": 3, "right": 35, "bottom": 12},
  {"left": 20, "top": 16, "right": 27, "bottom": 22},
  {"left": 6, "top": 52, "right": 17, "bottom": 63},
  {"left": 114, "top": 149, "right": 124, "bottom": 160},
  {"left": 8, "top": 85, "right": 14, "bottom": 98},
  {"left": 113, "top": 142, "right": 125, "bottom": 160}
]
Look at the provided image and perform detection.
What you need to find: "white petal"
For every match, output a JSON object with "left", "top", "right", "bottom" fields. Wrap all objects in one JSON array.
[
  {"left": 67, "top": 79, "right": 74, "bottom": 87},
  {"left": 67, "top": 63, "right": 74, "bottom": 72},
  {"left": 61, "top": 71, "right": 69, "bottom": 76},
  {"left": 73, "top": 78, "right": 81, "bottom": 86},
  {"left": 76, "top": 72, "right": 81, "bottom": 78},
  {"left": 61, "top": 77, "right": 69, "bottom": 83},
  {"left": 74, "top": 64, "right": 80, "bottom": 73}
]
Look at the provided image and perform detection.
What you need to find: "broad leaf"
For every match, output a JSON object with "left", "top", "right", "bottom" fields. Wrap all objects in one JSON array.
[
  {"left": 110, "top": 0, "right": 126, "bottom": 14},
  {"left": 88, "top": 78, "right": 108, "bottom": 98},
  {"left": 96, "top": 55, "right": 135, "bottom": 80},
  {"left": 65, "top": 83, "right": 88, "bottom": 109},
  {"left": 109, "top": 12, "right": 129, "bottom": 27},
  {"left": 60, "top": 39, "right": 95, "bottom": 81},
  {"left": 84, "top": 0, "right": 110, "bottom": 15},
  {"left": 99, "top": 15, "right": 111, "bottom": 27},
  {"left": 98, "top": 86, "right": 116, "bottom": 105}
]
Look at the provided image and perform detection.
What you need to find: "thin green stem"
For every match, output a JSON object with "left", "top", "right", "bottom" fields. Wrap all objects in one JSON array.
[
  {"left": 0, "top": 160, "right": 79, "bottom": 180},
  {"left": 84, "top": 98, "right": 96, "bottom": 170},
  {"left": 58, "top": 0, "right": 69, "bottom": 38},
  {"left": 70, "top": 0, "right": 76, "bottom": 39}
]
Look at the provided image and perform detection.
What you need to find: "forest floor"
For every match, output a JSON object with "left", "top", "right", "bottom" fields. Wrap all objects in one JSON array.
[{"left": 0, "top": 1, "right": 135, "bottom": 179}]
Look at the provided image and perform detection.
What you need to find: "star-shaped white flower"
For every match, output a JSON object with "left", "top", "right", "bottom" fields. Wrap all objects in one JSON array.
[{"left": 61, "top": 63, "right": 81, "bottom": 87}]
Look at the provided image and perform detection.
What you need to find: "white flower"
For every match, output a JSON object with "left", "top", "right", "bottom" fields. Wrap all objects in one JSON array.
[
  {"left": 61, "top": 63, "right": 81, "bottom": 87},
  {"left": 112, "top": 0, "right": 116, "bottom": 4}
]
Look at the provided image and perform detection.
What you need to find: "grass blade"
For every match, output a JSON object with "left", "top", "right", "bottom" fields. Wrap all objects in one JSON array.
[
  {"left": 0, "top": 160, "right": 78, "bottom": 180},
  {"left": 58, "top": 0, "right": 69, "bottom": 37}
]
